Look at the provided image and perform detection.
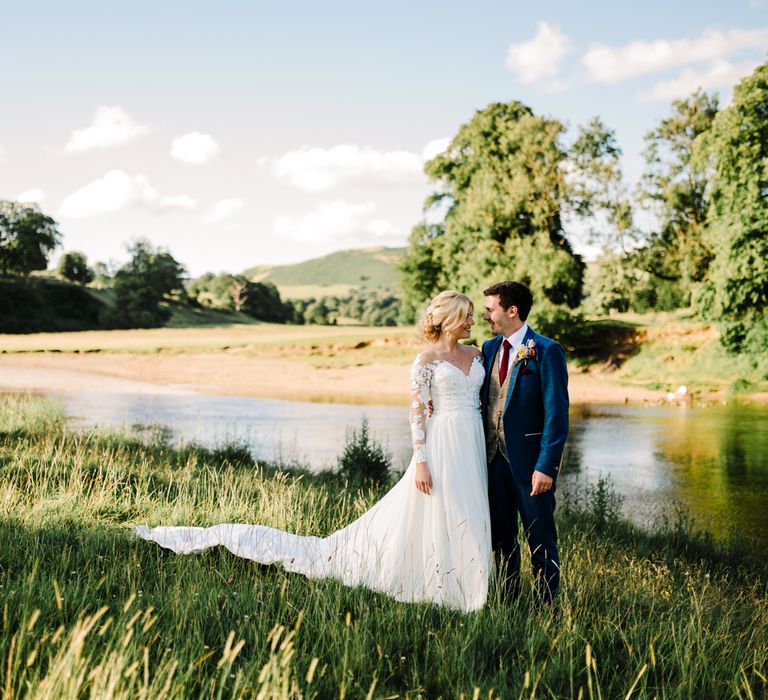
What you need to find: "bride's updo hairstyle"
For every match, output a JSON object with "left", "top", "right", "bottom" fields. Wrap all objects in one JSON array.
[{"left": 419, "top": 290, "right": 473, "bottom": 343}]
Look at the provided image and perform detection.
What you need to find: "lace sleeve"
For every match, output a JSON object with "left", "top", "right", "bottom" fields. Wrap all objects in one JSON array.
[{"left": 409, "top": 355, "right": 434, "bottom": 464}]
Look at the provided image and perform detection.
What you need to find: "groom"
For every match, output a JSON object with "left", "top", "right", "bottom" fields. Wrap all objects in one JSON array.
[{"left": 481, "top": 281, "right": 569, "bottom": 605}]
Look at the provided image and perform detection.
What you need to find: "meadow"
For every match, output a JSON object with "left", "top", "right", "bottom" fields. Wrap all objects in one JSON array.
[{"left": 1, "top": 394, "right": 766, "bottom": 698}]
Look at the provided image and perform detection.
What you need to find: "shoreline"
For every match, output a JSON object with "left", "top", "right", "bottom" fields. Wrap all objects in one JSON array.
[{"left": 0, "top": 352, "right": 732, "bottom": 407}]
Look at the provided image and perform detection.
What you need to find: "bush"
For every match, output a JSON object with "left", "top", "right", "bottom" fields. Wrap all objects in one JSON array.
[
  {"left": 0, "top": 278, "right": 107, "bottom": 333},
  {"left": 337, "top": 418, "right": 392, "bottom": 488}
]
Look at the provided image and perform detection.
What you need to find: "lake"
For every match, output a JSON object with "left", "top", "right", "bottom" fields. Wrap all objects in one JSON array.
[{"left": 54, "top": 392, "right": 768, "bottom": 554}]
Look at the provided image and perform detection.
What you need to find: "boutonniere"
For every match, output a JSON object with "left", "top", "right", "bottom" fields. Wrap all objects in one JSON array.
[{"left": 513, "top": 339, "right": 537, "bottom": 367}]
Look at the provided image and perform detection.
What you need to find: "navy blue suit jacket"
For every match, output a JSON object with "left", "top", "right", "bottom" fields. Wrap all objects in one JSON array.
[{"left": 481, "top": 327, "right": 569, "bottom": 482}]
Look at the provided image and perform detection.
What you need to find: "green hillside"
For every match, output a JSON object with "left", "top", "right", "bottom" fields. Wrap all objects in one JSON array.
[
  {"left": 0, "top": 277, "right": 109, "bottom": 333},
  {"left": 244, "top": 247, "right": 405, "bottom": 292}
]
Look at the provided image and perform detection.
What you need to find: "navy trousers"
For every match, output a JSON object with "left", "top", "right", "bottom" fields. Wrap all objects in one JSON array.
[{"left": 487, "top": 451, "right": 560, "bottom": 603}]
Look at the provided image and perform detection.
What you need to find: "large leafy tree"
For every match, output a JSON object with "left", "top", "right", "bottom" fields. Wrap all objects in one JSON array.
[
  {"left": 694, "top": 62, "right": 768, "bottom": 353},
  {"left": 0, "top": 201, "right": 61, "bottom": 278},
  {"left": 400, "top": 101, "right": 584, "bottom": 321},
  {"left": 567, "top": 117, "right": 635, "bottom": 253},
  {"left": 111, "top": 239, "right": 186, "bottom": 328},
  {"left": 637, "top": 90, "right": 719, "bottom": 289}
]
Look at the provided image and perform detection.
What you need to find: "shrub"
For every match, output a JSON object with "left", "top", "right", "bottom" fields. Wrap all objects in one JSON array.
[{"left": 337, "top": 418, "right": 392, "bottom": 488}]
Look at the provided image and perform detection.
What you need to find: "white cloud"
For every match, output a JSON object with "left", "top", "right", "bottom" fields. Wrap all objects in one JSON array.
[
  {"left": 170, "top": 131, "right": 220, "bottom": 165},
  {"left": 64, "top": 106, "right": 150, "bottom": 152},
  {"left": 583, "top": 27, "right": 768, "bottom": 83},
  {"left": 422, "top": 137, "right": 450, "bottom": 161},
  {"left": 203, "top": 198, "right": 244, "bottom": 224},
  {"left": 639, "top": 58, "right": 759, "bottom": 101},
  {"left": 59, "top": 170, "right": 196, "bottom": 218},
  {"left": 271, "top": 144, "right": 423, "bottom": 192},
  {"left": 15, "top": 188, "right": 45, "bottom": 203},
  {"left": 424, "top": 196, "right": 452, "bottom": 225},
  {"left": 159, "top": 194, "right": 197, "bottom": 209},
  {"left": 506, "top": 22, "right": 570, "bottom": 84},
  {"left": 274, "top": 200, "right": 402, "bottom": 246},
  {"left": 0, "top": 145, "right": 5, "bottom": 163}
]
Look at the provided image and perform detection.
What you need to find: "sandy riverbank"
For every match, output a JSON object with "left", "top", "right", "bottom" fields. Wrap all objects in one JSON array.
[{"left": 0, "top": 353, "right": 670, "bottom": 405}]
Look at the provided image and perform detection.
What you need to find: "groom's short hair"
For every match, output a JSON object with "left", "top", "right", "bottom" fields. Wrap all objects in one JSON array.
[{"left": 483, "top": 281, "right": 533, "bottom": 320}]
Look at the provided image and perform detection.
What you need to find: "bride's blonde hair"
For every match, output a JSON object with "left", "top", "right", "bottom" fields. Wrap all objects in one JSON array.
[{"left": 419, "top": 290, "right": 473, "bottom": 343}]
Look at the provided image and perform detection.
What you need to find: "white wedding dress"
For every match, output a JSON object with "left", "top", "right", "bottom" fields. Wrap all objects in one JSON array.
[{"left": 134, "top": 354, "right": 492, "bottom": 612}]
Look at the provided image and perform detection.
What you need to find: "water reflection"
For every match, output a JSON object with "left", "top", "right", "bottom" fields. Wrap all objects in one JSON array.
[
  {"left": 52, "top": 392, "right": 768, "bottom": 553},
  {"left": 560, "top": 404, "right": 768, "bottom": 550}
]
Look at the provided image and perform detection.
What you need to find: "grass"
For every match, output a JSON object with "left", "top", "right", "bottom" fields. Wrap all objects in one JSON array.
[{"left": 0, "top": 394, "right": 766, "bottom": 698}]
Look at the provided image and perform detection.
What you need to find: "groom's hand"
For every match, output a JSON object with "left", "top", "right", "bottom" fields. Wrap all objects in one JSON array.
[{"left": 531, "top": 471, "right": 553, "bottom": 497}]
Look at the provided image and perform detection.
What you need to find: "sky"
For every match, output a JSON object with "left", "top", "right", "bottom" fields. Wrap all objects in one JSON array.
[{"left": 1, "top": 0, "right": 766, "bottom": 277}]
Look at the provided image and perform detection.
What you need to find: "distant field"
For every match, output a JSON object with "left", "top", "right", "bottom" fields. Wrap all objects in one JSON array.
[
  {"left": 276, "top": 284, "right": 357, "bottom": 300},
  {"left": 0, "top": 323, "right": 418, "bottom": 360}
]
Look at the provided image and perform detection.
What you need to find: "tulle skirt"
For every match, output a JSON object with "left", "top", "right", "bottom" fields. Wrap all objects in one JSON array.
[{"left": 135, "top": 409, "right": 491, "bottom": 612}]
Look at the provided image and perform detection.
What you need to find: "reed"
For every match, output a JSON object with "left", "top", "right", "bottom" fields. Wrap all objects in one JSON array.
[{"left": 0, "top": 395, "right": 765, "bottom": 698}]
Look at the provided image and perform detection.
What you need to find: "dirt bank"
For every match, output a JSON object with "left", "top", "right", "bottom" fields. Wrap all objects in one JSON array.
[{"left": 0, "top": 353, "right": 668, "bottom": 405}]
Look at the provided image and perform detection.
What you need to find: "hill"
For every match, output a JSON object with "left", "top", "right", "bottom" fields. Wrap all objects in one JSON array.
[
  {"left": 243, "top": 246, "right": 405, "bottom": 299},
  {"left": 0, "top": 277, "right": 109, "bottom": 333}
]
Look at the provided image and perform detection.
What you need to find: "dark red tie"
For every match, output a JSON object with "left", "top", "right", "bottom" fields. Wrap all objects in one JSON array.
[{"left": 499, "top": 339, "right": 512, "bottom": 385}]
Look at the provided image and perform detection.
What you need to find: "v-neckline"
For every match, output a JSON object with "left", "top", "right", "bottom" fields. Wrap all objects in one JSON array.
[{"left": 434, "top": 354, "right": 481, "bottom": 378}]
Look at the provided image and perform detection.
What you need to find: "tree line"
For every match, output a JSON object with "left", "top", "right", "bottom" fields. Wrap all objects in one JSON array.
[{"left": 399, "top": 60, "right": 767, "bottom": 355}]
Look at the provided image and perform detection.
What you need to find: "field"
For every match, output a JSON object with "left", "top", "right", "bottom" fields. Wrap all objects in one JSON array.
[
  {"left": 0, "top": 394, "right": 766, "bottom": 698},
  {"left": 0, "top": 322, "right": 673, "bottom": 406},
  {"left": 2, "top": 311, "right": 768, "bottom": 406}
]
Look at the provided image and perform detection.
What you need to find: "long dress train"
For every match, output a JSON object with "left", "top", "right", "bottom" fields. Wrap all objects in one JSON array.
[{"left": 134, "top": 354, "right": 492, "bottom": 612}]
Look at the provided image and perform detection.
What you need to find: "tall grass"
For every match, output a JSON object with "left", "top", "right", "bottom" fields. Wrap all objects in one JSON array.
[{"left": 0, "top": 394, "right": 766, "bottom": 698}]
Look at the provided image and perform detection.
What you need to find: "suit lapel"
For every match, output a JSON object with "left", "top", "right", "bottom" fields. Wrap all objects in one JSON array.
[
  {"left": 486, "top": 336, "right": 503, "bottom": 375},
  {"left": 503, "top": 326, "right": 536, "bottom": 415},
  {"left": 482, "top": 336, "right": 503, "bottom": 411}
]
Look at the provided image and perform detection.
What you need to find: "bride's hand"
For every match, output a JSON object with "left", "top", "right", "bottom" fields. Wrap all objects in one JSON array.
[{"left": 415, "top": 462, "right": 433, "bottom": 495}]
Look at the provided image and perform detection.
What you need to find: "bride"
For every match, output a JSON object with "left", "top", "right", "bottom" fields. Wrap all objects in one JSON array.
[{"left": 135, "top": 291, "right": 492, "bottom": 612}]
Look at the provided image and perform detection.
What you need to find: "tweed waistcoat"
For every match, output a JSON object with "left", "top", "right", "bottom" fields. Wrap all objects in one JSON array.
[{"left": 485, "top": 347, "right": 512, "bottom": 463}]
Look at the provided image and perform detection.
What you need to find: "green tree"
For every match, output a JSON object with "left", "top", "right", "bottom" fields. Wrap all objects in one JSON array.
[
  {"left": 188, "top": 272, "right": 291, "bottom": 322},
  {"left": 567, "top": 117, "right": 635, "bottom": 252},
  {"left": 111, "top": 240, "right": 186, "bottom": 328},
  {"left": 0, "top": 201, "right": 61, "bottom": 278},
  {"left": 694, "top": 62, "right": 768, "bottom": 353},
  {"left": 241, "top": 281, "right": 291, "bottom": 322},
  {"left": 399, "top": 223, "right": 446, "bottom": 322},
  {"left": 638, "top": 90, "right": 719, "bottom": 291},
  {"left": 303, "top": 299, "right": 331, "bottom": 325},
  {"left": 58, "top": 251, "right": 94, "bottom": 285},
  {"left": 583, "top": 253, "right": 633, "bottom": 314},
  {"left": 400, "top": 101, "right": 584, "bottom": 321}
]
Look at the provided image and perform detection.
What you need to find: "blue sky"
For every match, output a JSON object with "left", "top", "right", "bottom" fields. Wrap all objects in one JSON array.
[{"left": 1, "top": 1, "right": 766, "bottom": 275}]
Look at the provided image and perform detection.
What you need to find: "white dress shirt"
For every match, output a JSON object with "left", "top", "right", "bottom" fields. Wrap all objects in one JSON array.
[{"left": 500, "top": 323, "right": 529, "bottom": 377}]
